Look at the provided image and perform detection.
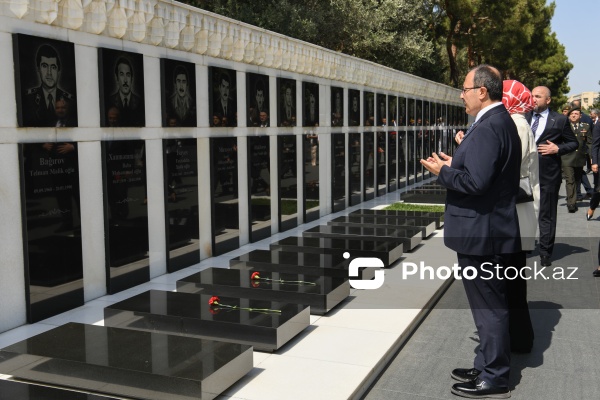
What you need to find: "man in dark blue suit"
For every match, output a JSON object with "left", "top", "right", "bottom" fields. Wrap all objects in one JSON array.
[
  {"left": 421, "top": 65, "right": 520, "bottom": 398},
  {"left": 528, "top": 87, "right": 577, "bottom": 266}
]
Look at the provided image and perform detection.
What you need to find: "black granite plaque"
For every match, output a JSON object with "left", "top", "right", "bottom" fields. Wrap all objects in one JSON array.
[
  {"left": 269, "top": 236, "right": 403, "bottom": 267},
  {"left": 0, "top": 379, "right": 119, "bottom": 399},
  {"left": 303, "top": 133, "right": 320, "bottom": 222},
  {"left": 105, "top": 290, "right": 309, "bottom": 352},
  {"left": 211, "top": 137, "right": 239, "bottom": 255},
  {"left": 349, "top": 133, "right": 361, "bottom": 205},
  {"left": 331, "top": 133, "right": 346, "bottom": 212},
  {"left": 331, "top": 87, "right": 343, "bottom": 127},
  {"left": 376, "top": 131, "right": 387, "bottom": 196},
  {"left": 388, "top": 131, "right": 398, "bottom": 192},
  {"left": 278, "top": 135, "right": 298, "bottom": 232},
  {"left": 398, "top": 129, "right": 407, "bottom": 189},
  {"left": 209, "top": 66, "right": 237, "bottom": 127},
  {"left": 163, "top": 139, "right": 199, "bottom": 273},
  {"left": 328, "top": 215, "right": 436, "bottom": 239},
  {"left": 248, "top": 136, "right": 271, "bottom": 242},
  {"left": 20, "top": 143, "right": 83, "bottom": 323},
  {"left": 102, "top": 140, "right": 149, "bottom": 294},
  {"left": 388, "top": 96, "right": 398, "bottom": 127},
  {"left": 0, "top": 323, "right": 252, "bottom": 400},
  {"left": 278, "top": 77, "right": 296, "bottom": 127},
  {"left": 349, "top": 209, "right": 444, "bottom": 229},
  {"left": 230, "top": 249, "right": 374, "bottom": 280},
  {"left": 401, "top": 186, "right": 447, "bottom": 204},
  {"left": 302, "top": 224, "right": 422, "bottom": 251},
  {"left": 13, "top": 34, "right": 79, "bottom": 128},
  {"left": 177, "top": 268, "right": 349, "bottom": 315},
  {"left": 363, "top": 132, "right": 375, "bottom": 200},
  {"left": 348, "top": 89, "right": 360, "bottom": 126},
  {"left": 364, "top": 91, "right": 374, "bottom": 126},
  {"left": 246, "top": 72, "right": 270, "bottom": 127},
  {"left": 376, "top": 93, "right": 386, "bottom": 126},
  {"left": 302, "top": 82, "right": 319, "bottom": 127},
  {"left": 160, "top": 59, "right": 197, "bottom": 127}
]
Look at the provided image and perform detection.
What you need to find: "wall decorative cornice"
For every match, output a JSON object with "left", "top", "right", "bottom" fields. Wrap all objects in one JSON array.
[{"left": 2, "top": 0, "right": 461, "bottom": 103}]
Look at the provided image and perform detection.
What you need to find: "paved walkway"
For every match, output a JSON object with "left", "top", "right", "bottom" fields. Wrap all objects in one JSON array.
[{"left": 363, "top": 184, "right": 600, "bottom": 400}]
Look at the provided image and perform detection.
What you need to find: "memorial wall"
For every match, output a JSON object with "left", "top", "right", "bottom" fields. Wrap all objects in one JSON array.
[{"left": 0, "top": 0, "right": 466, "bottom": 331}]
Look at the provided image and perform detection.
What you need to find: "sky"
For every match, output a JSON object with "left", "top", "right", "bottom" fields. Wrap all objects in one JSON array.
[{"left": 549, "top": 0, "right": 597, "bottom": 96}]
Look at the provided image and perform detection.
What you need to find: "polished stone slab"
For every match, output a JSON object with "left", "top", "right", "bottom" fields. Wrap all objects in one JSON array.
[
  {"left": 104, "top": 290, "right": 309, "bottom": 352},
  {"left": 269, "top": 236, "right": 404, "bottom": 266},
  {"left": 0, "top": 322, "right": 252, "bottom": 400},
  {"left": 328, "top": 215, "right": 436, "bottom": 238},
  {"left": 230, "top": 249, "right": 375, "bottom": 280},
  {"left": 350, "top": 209, "right": 444, "bottom": 229},
  {"left": 177, "top": 268, "right": 349, "bottom": 315},
  {"left": 0, "top": 378, "right": 119, "bottom": 399},
  {"left": 302, "top": 224, "right": 422, "bottom": 252},
  {"left": 401, "top": 188, "right": 446, "bottom": 204}
]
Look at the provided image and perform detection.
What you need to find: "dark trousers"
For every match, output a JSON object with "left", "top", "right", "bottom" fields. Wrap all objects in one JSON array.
[
  {"left": 538, "top": 181, "right": 560, "bottom": 257},
  {"left": 506, "top": 251, "right": 534, "bottom": 352},
  {"left": 457, "top": 253, "right": 511, "bottom": 388}
]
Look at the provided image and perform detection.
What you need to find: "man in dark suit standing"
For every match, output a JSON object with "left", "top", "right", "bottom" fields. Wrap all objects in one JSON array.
[
  {"left": 422, "top": 65, "right": 520, "bottom": 399},
  {"left": 528, "top": 87, "right": 577, "bottom": 266}
]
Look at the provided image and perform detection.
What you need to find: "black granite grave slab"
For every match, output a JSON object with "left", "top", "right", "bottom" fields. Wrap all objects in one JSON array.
[
  {"left": 0, "top": 322, "right": 252, "bottom": 400},
  {"left": 229, "top": 249, "right": 374, "bottom": 280},
  {"left": 302, "top": 224, "right": 422, "bottom": 251},
  {"left": 0, "top": 378, "right": 119, "bottom": 399},
  {"left": 349, "top": 209, "right": 444, "bottom": 228},
  {"left": 104, "top": 290, "right": 309, "bottom": 352},
  {"left": 269, "top": 236, "right": 404, "bottom": 266},
  {"left": 328, "top": 215, "right": 436, "bottom": 238},
  {"left": 401, "top": 188, "right": 446, "bottom": 204},
  {"left": 177, "top": 268, "right": 349, "bottom": 315}
]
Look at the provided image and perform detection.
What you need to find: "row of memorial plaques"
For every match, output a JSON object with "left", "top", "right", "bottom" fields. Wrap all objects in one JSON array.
[
  {"left": 13, "top": 33, "right": 466, "bottom": 129},
  {"left": 19, "top": 131, "right": 454, "bottom": 321}
]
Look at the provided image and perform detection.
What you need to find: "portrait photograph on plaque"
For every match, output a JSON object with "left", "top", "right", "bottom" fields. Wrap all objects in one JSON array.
[
  {"left": 349, "top": 133, "right": 361, "bottom": 205},
  {"left": 376, "top": 93, "right": 386, "bottom": 126},
  {"left": 302, "top": 82, "right": 319, "bottom": 127},
  {"left": 98, "top": 48, "right": 146, "bottom": 127},
  {"left": 102, "top": 140, "right": 149, "bottom": 293},
  {"left": 303, "top": 133, "right": 319, "bottom": 222},
  {"left": 20, "top": 142, "right": 83, "bottom": 322},
  {"left": 331, "top": 87, "right": 344, "bottom": 127},
  {"left": 348, "top": 89, "right": 360, "bottom": 126},
  {"left": 160, "top": 59, "right": 197, "bottom": 127},
  {"left": 364, "top": 91, "right": 374, "bottom": 126},
  {"left": 363, "top": 132, "right": 375, "bottom": 200},
  {"left": 13, "top": 34, "right": 78, "bottom": 128},
  {"left": 163, "top": 139, "right": 199, "bottom": 272},
  {"left": 209, "top": 66, "right": 237, "bottom": 127},
  {"left": 388, "top": 96, "right": 398, "bottom": 127},
  {"left": 277, "top": 78, "right": 296, "bottom": 127},
  {"left": 246, "top": 73, "right": 270, "bottom": 127}
]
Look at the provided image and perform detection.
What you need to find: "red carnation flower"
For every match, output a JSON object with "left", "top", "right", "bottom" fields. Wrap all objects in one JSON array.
[
  {"left": 208, "top": 296, "right": 220, "bottom": 306},
  {"left": 251, "top": 272, "right": 261, "bottom": 280}
]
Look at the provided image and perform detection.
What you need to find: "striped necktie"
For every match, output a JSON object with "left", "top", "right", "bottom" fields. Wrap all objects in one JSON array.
[{"left": 531, "top": 113, "right": 541, "bottom": 136}]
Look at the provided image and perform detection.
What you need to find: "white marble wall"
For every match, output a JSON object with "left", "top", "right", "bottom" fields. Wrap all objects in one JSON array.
[{"left": 0, "top": 0, "right": 463, "bottom": 333}]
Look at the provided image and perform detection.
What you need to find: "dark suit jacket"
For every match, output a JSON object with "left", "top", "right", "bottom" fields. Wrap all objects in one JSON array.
[
  {"left": 591, "top": 121, "right": 600, "bottom": 165},
  {"left": 212, "top": 97, "right": 237, "bottom": 126},
  {"left": 437, "top": 104, "right": 521, "bottom": 256},
  {"left": 526, "top": 110, "right": 577, "bottom": 186}
]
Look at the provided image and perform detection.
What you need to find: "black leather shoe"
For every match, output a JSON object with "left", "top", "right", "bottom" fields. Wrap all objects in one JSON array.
[
  {"left": 568, "top": 205, "right": 578, "bottom": 213},
  {"left": 593, "top": 269, "right": 600, "bottom": 277},
  {"left": 451, "top": 378, "right": 511, "bottom": 399},
  {"left": 451, "top": 368, "right": 481, "bottom": 383},
  {"left": 540, "top": 256, "right": 552, "bottom": 267}
]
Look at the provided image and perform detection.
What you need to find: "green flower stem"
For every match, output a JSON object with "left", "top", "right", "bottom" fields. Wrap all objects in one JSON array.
[{"left": 216, "top": 303, "right": 281, "bottom": 313}]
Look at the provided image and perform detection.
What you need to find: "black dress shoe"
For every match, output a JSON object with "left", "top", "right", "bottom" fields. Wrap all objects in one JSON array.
[
  {"left": 568, "top": 205, "right": 578, "bottom": 213},
  {"left": 451, "top": 378, "right": 511, "bottom": 399},
  {"left": 540, "top": 256, "right": 552, "bottom": 267},
  {"left": 593, "top": 269, "right": 600, "bottom": 277},
  {"left": 451, "top": 368, "right": 481, "bottom": 383}
]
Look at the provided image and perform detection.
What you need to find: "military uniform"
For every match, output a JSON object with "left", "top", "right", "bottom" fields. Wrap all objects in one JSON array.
[
  {"left": 22, "top": 86, "right": 74, "bottom": 127},
  {"left": 562, "top": 120, "right": 591, "bottom": 210}
]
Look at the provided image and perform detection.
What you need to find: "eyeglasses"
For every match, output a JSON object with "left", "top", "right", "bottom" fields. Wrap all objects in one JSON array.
[{"left": 461, "top": 87, "right": 482, "bottom": 93}]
